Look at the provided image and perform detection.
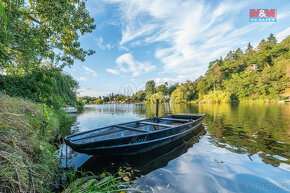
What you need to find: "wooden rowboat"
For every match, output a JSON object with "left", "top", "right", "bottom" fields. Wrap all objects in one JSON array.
[{"left": 64, "top": 114, "right": 205, "bottom": 156}]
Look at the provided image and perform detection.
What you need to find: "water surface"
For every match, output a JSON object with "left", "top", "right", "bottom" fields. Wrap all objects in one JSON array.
[{"left": 60, "top": 103, "right": 290, "bottom": 193}]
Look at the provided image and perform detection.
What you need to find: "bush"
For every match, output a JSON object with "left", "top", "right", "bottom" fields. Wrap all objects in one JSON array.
[
  {"left": 171, "top": 86, "right": 191, "bottom": 103},
  {"left": 202, "top": 91, "right": 232, "bottom": 103},
  {"left": 149, "top": 92, "right": 166, "bottom": 103},
  {"left": 0, "top": 67, "right": 79, "bottom": 109}
]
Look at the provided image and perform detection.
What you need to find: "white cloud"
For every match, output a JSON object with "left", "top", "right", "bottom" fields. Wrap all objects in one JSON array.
[
  {"left": 76, "top": 77, "right": 89, "bottom": 81},
  {"left": 277, "top": 9, "right": 290, "bottom": 20},
  {"left": 106, "top": 53, "right": 156, "bottom": 77},
  {"left": 102, "top": 0, "right": 267, "bottom": 78},
  {"left": 83, "top": 66, "right": 98, "bottom": 77},
  {"left": 155, "top": 73, "right": 200, "bottom": 85},
  {"left": 78, "top": 88, "right": 109, "bottom": 97},
  {"left": 86, "top": 0, "right": 107, "bottom": 16},
  {"left": 106, "top": 68, "right": 120, "bottom": 75},
  {"left": 96, "top": 37, "right": 113, "bottom": 50},
  {"left": 276, "top": 27, "right": 290, "bottom": 42}
]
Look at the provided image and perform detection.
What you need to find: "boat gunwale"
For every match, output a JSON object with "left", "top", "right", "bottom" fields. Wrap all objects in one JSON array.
[
  {"left": 65, "top": 114, "right": 205, "bottom": 147},
  {"left": 65, "top": 119, "right": 145, "bottom": 139},
  {"left": 66, "top": 113, "right": 204, "bottom": 139},
  {"left": 80, "top": 120, "right": 204, "bottom": 151}
]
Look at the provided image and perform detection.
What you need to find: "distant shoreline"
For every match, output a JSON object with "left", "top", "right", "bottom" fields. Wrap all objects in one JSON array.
[{"left": 83, "top": 99, "right": 289, "bottom": 105}]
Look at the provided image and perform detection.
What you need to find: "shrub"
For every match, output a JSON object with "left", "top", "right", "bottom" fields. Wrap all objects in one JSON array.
[
  {"left": 149, "top": 92, "right": 166, "bottom": 103},
  {"left": 202, "top": 91, "right": 232, "bottom": 103},
  {"left": 0, "top": 67, "right": 79, "bottom": 109}
]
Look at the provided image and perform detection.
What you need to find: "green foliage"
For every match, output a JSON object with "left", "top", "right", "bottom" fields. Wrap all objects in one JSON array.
[
  {"left": 0, "top": 67, "right": 79, "bottom": 109},
  {"left": 171, "top": 81, "right": 197, "bottom": 103},
  {"left": 267, "top": 33, "right": 277, "bottom": 44},
  {"left": 197, "top": 78, "right": 208, "bottom": 99},
  {"left": 95, "top": 98, "right": 102, "bottom": 104},
  {"left": 171, "top": 86, "right": 190, "bottom": 103},
  {"left": 168, "top": 84, "right": 178, "bottom": 95},
  {"left": 156, "top": 82, "right": 168, "bottom": 95},
  {"left": 0, "top": 94, "right": 60, "bottom": 192},
  {"left": 132, "top": 90, "right": 146, "bottom": 102},
  {"left": 206, "top": 61, "right": 225, "bottom": 91},
  {"left": 79, "top": 94, "right": 130, "bottom": 104},
  {"left": 0, "top": 0, "right": 7, "bottom": 30},
  {"left": 171, "top": 87, "right": 187, "bottom": 103},
  {"left": 168, "top": 34, "right": 289, "bottom": 103},
  {"left": 0, "top": 0, "right": 95, "bottom": 70},
  {"left": 0, "top": 0, "right": 94, "bottom": 109},
  {"left": 201, "top": 35, "right": 290, "bottom": 102},
  {"left": 149, "top": 92, "right": 166, "bottom": 103},
  {"left": 75, "top": 35, "right": 289, "bottom": 105},
  {"left": 145, "top": 80, "right": 156, "bottom": 99},
  {"left": 202, "top": 91, "right": 232, "bottom": 103},
  {"left": 63, "top": 171, "right": 138, "bottom": 193}
]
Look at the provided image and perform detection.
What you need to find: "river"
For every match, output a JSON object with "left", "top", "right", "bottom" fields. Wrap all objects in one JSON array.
[{"left": 59, "top": 103, "right": 290, "bottom": 193}]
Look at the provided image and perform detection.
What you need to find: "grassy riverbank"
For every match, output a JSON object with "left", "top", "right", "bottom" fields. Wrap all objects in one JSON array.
[
  {"left": 0, "top": 94, "right": 64, "bottom": 192},
  {"left": 0, "top": 94, "right": 133, "bottom": 193}
]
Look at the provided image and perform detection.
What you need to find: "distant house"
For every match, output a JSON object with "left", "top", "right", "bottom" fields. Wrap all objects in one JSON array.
[{"left": 245, "top": 64, "right": 260, "bottom": 72}]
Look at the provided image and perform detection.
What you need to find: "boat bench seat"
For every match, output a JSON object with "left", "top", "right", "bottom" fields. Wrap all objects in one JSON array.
[
  {"left": 138, "top": 121, "right": 174, "bottom": 128},
  {"left": 115, "top": 125, "right": 149, "bottom": 133},
  {"left": 158, "top": 117, "right": 190, "bottom": 122}
]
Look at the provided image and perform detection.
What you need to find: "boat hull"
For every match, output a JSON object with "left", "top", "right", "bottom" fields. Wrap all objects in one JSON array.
[
  {"left": 78, "top": 122, "right": 203, "bottom": 156},
  {"left": 65, "top": 114, "right": 205, "bottom": 156}
]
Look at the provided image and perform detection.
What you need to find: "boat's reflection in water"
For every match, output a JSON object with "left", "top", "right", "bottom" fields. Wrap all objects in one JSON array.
[{"left": 78, "top": 125, "right": 206, "bottom": 175}]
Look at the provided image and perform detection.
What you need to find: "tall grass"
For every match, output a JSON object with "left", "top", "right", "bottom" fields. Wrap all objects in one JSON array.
[{"left": 0, "top": 94, "right": 59, "bottom": 192}]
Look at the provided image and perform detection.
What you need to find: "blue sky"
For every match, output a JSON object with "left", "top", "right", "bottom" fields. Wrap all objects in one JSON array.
[{"left": 64, "top": 0, "right": 290, "bottom": 97}]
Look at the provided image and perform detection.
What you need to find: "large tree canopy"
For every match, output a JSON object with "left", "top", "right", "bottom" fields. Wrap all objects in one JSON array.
[{"left": 0, "top": 0, "right": 95, "bottom": 72}]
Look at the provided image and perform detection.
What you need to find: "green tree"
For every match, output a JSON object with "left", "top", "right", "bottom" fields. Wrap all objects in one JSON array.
[
  {"left": 145, "top": 80, "right": 156, "bottom": 100},
  {"left": 245, "top": 43, "right": 255, "bottom": 58},
  {"left": 133, "top": 90, "right": 146, "bottom": 101},
  {"left": 95, "top": 98, "right": 102, "bottom": 104},
  {"left": 258, "top": 39, "right": 267, "bottom": 50},
  {"left": 224, "top": 51, "right": 234, "bottom": 61},
  {"left": 103, "top": 96, "right": 109, "bottom": 103},
  {"left": 0, "top": 67, "right": 80, "bottom": 108},
  {"left": 168, "top": 83, "right": 178, "bottom": 95},
  {"left": 149, "top": 92, "right": 165, "bottom": 103},
  {"left": 0, "top": 0, "right": 95, "bottom": 71},
  {"left": 267, "top": 33, "right": 277, "bottom": 44},
  {"left": 233, "top": 48, "right": 243, "bottom": 60},
  {"left": 156, "top": 82, "right": 168, "bottom": 95},
  {"left": 115, "top": 95, "right": 124, "bottom": 101},
  {"left": 197, "top": 78, "right": 208, "bottom": 99},
  {"left": 171, "top": 86, "right": 189, "bottom": 103},
  {"left": 206, "top": 65, "right": 224, "bottom": 92}
]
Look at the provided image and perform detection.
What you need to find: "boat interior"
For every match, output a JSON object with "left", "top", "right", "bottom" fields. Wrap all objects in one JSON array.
[{"left": 67, "top": 115, "right": 201, "bottom": 144}]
